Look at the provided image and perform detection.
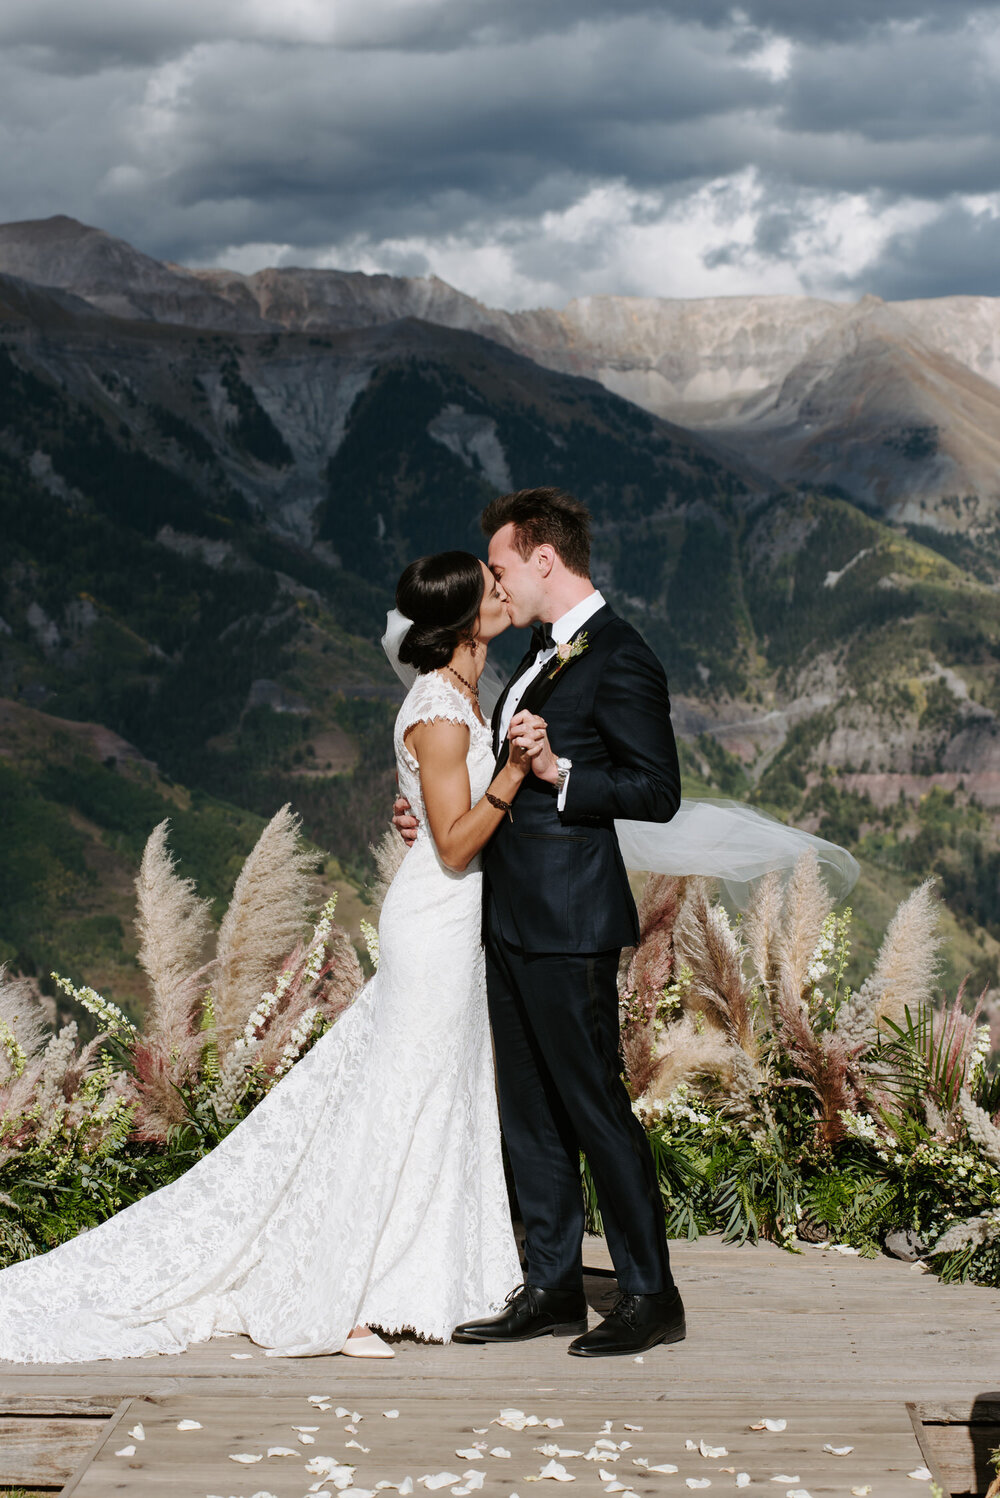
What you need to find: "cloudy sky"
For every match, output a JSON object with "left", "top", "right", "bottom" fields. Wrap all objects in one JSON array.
[{"left": 1, "top": 0, "right": 999, "bottom": 308}]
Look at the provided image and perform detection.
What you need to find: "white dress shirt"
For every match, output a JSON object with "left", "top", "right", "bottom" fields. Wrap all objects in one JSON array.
[{"left": 498, "top": 589, "right": 605, "bottom": 810}]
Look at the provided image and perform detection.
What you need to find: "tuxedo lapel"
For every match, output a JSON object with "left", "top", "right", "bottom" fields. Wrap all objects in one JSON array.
[{"left": 516, "top": 604, "right": 616, "bottom": 720}]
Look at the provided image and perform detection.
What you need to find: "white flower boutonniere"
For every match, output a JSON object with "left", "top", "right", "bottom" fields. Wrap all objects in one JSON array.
[{"left": 548, "top": 631, "right": 589, "bottom": 680}]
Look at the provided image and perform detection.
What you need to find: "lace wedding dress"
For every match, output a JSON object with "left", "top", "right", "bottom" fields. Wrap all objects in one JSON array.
[{"left": 0, "top": 672, "right": 520, "bottom": 1364}]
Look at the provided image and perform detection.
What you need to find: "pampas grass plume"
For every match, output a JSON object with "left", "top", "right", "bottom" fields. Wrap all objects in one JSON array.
[
  {"left": 368, "top": 827, "right": 408, "bottom": 917},
  {"left": 776, "top": 851, "right": 832, "bottom": 995},
  {"left": 135, "top": 820, "right": 213, "bottom": 1051},
  {"left": 213, "top": 805, "right": 319, "bottom": 1054},
  {"left": 870, "top": 879, "right": 941, "bottom": 1030}
]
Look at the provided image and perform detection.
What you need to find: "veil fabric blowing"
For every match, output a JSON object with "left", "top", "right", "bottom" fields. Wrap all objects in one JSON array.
[{"left": 382, "top": 608, "right": 859, "bottom": 909}]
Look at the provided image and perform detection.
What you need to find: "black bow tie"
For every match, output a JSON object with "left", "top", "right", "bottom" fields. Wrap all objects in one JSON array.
[{"left": 531, "top": 622, "right": 555, "bottom": 655}]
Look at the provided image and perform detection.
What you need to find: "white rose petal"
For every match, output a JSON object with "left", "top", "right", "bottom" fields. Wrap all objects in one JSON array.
[
  {"left": 294, "top": 1426, "right": 321, "bottom": 1433},
  {"left": 456, "top": 1449, "right": 484, "bottom": 1460},
  {"left": 736, "top": 1476, "right": 751, "bottom": 1490},
  {"left": 619, "top": 1442, "right": 633, "bottom": 1451},
  {"left": 384, "top": 1410, "right": 401, "bottom": 1419},
  {"left": 177, "top": 1420, "right": 203, "bottom": 1431},
  {"left": 623, "top": 1424, "right": 642, "bottom": 1432},
  {"left": 908, "top": 1470, "right": 933, "bottom": 1482},
  {"left": 419, "top": 1475, "right": 462, "bottom": 1490},
  {"left": 542, "top": 1419, "right": 565, "bottom": 1430},
  {"left": 851, "top": 1487, "right": 872, "bottom": 1496},
  {"left": 229, "top": 1453, "right": 264, "bottom": 1463},
  {"left": 335, "top": 1407, "right": 351, "bottom": 1417},
  {"left": 750, "top": 1419, "right": 787, "bottom": 1433},
  {"left": 528, "top": 1460, "right": 576, "bottom": 1482},
  {"left": 599, "top": 1470, "right": 620, "bottom": 1483},
  {"left": 595, "top": 1439, "right": 618, "bottom": 1451},
  {"left": 700, "top": 1441, "right": 728, "bottom": 1459},
  {"left": 633, "top": 1356, "right": 644, "bottom": 1363},
  {"left": 231, "top": 1352, "right": 253, "bottom": 1359},
  {"left": 771, "top": 1478, "right": 800, "bottom": 1485},
  {"left": 601, "top": 1422, "right": 613, "bottom": 1433},
  {"left": 115, "top": 1445, "right": 136, "bottom": 1457},
  {"left": 267, "top": 1446, "right": 300, "bottom": 1456},
  {"left": 346, "top": 1440, "right": 371, "bottom": 1452},
  {"left": 787, "top": 1490, "right": 813, "bottom": 1498},
  {"left": 648, "top": 1465, "right": 679, "bottom": 1475},
  {"left": 535, "top": 1446, "right": 583, "bottom": 1459},
  {"left": 461, "top": 1474, "right": 486, "bottom": 1491},
  {"left": 603, "top": 1485, "right": 625, "bottom": 1495},
  {"left": 831, "top": 1244, "right": 860, "bottom": 1255},
  {"left": 686, "top": 1481, "right": 712, "bottom": 1490},
  {"left": 128, "top": 1424, "right": 145, "bottom": 1440},
  {"left": 472, "top": 1428, "right": 489, "bottom": 1435},
  {"left": 823, "top": 1445, "right": 854, "bottom": 1455},
  {"left": 490, "top": 1448, "right": 512, "bottom": 1458}
]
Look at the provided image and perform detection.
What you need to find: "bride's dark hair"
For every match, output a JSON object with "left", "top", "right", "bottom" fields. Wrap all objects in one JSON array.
[{"left": 396, "top": 551, "right": 485, "bottom": 672}]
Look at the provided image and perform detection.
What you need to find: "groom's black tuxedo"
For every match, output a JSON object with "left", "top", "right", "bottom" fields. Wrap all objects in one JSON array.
[
  {"left": 482, "top": 602, "right": 681, "bottom": 1299},
  {"left": 485, "top": 603, "right": 681, "bottom": 953}
]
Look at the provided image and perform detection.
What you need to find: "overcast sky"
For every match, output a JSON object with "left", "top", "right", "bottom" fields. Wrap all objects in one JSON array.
[{"left": 1, "top": 0, "right": 999, "bottom": 308}]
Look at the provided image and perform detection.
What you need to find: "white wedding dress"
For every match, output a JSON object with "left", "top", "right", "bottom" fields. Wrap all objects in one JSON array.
[{"left": 0, "top": 672, "right": 520, "bottom": 1364}]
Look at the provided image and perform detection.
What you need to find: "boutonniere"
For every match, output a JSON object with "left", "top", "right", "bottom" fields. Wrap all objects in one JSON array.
[{"left": 547, "top": 631, "right": 589, "bottom": 679}]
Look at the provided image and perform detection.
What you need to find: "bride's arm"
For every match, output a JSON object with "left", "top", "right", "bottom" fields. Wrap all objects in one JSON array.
[{"left": 405, "top": 720, "right": 536, "bottom": 872}]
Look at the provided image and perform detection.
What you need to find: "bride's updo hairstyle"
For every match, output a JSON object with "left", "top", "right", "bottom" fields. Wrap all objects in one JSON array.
[{"left": 396, "top": 551, "right": 485, "bottom": 673}]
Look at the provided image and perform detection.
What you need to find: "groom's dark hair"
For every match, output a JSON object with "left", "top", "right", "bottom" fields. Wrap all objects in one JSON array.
[{"left": 481, "top": 487, "right": 591, "bottom": 578}]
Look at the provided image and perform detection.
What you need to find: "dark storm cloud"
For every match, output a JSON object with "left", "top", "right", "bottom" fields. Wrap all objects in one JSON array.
[{"left": 0, "top": 0, "right": 999, "bottom": 302}]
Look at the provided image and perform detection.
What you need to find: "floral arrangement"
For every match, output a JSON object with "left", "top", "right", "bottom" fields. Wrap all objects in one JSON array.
[
  {"left": 0, "top": 805, "right": 371, "bottom": 1266},
  {"left": 607, "top": 857, "right": 1000, "bottom": 1285}
]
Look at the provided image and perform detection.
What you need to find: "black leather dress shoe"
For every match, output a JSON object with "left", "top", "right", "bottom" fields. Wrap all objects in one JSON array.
[
  {"left": 567, "top": 1287, "right": 685, "bottom": 1357},
  {"left": 453, "top": 1284, "right": 589, "bottom": 1343}
]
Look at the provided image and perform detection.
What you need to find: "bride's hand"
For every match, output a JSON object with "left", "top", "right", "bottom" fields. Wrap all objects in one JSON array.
[{"left": 507, "top": 711, "right": 550, "bottom": 775}]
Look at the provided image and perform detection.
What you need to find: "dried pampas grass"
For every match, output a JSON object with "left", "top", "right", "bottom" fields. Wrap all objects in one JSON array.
[
  {"left": 623, "top": 875, "right": 684, "bottom": 1016},
  {"left": 135, "top": 821, "right": 213, "bottom": 1051},
  {"left": 213, "top": 805, "right": 319, "bottom": 1055},
  {"left": 368, "top": 827, "right": 408, "bottom": 917},
  {"left": 0, "top": 967, "right": 49, "bottom": 1080},
  {"left": 775, "top": 852, "right": 832, "bottom": 995},
  {"left": 870, "top": 879, "right": 941, "bottom": 1031},
  {"left": 674, "top": 883, "right": 756, "bottom": 1052},
  {"left": 646, "top": 1014, "right": 742, "bottom": 1104},
  {"left": 742, "top": 871, "right": 783, "bottom": 1013}
]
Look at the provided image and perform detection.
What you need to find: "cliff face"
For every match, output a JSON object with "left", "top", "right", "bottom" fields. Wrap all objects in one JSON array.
[{"left": 5, "top": 215, "right": 1000, "bottom": 530}]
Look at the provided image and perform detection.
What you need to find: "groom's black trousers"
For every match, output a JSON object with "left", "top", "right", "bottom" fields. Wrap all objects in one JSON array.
[{"left": 485, "top": 902, "right": 673, "bottom": 1297}]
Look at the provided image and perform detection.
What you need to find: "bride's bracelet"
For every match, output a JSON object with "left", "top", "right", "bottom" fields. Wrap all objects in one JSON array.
[{"left": 485, "top": 791, "right": 514, "bottom": 822}]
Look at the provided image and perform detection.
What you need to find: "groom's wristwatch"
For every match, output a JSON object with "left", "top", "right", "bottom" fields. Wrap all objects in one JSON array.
[{"left": 555, "top": 756, "right": 572, "bottom": 792}]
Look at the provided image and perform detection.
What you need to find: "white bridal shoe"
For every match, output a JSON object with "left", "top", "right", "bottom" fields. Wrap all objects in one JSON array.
[{"left": 341, "top": 1325, "right": 395, "bottom": 1359}]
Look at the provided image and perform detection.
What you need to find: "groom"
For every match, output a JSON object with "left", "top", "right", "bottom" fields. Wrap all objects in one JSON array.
[{"left": 397, "top": 487, "right": 685, "bottom": 1357}]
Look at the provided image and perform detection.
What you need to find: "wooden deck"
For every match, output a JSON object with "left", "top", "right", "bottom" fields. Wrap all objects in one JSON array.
[{"left": 2, "top": 1235, "right": 998, "bottom": 1497}]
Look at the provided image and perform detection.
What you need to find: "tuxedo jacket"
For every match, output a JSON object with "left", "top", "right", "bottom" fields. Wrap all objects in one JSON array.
[{"left": 483, "top": 603, "right": 681, "bottom": 954}]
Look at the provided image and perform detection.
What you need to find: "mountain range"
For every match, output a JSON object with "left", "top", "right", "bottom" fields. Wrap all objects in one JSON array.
[
  {"left": 1, "top": 213, "right": 1000, "bottom": 1014},
  {"left": 4, "top": 215, "right": 1000, "bottom": 536}
]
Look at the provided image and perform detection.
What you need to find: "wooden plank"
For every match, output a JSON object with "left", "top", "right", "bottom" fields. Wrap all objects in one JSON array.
[
  {"left": 0, "top": 1415, "right": 108, "bottom": 1487},
  {"left": 0, "top": 1395, "right": 119, "bottom": 1416},
  {"left": 59, "top": 1398, "right": 133, "bottom": 1498},
  {"left": 66, "top": 1393, "right": 930, "bottom": 1498}
]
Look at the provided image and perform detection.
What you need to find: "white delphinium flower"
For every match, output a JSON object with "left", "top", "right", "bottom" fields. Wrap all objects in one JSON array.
[
  {"left": 806, "top": 912, "right": 839, "bottom": 991},
  {"left": 662, "top": 1082, "right": 714, "bottom": 1127},
  {"left": 655, "top": 964, "right": 692, "bottom": 1033},
  {"left": 0, "top": 1016, "right": 27, "bottom": 1078},
  {"left": 50, "top": 973, "right": 136, "bottom": 1039},
  {"left": 360, "top": 920, "right": 380, "bottom": 970},
  {"left": 838, "top": 1110, "right": 880, "bottom": 1145},
  {"left": 302, "top": 896, "right": 338, "bottom": 985},
  {"left": 968, "top": 1024, "right": 992, "bottom": 1081},
  {"left": 273, "top": 1006, "right": 321, "bottom": 1080}
]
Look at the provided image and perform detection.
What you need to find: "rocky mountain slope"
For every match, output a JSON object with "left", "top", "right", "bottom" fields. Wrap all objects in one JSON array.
[
  {"left": 3, "top": 220, "right": 1000, "bottom": 1004},
  {"left": 4, "top": 216, "right": 1000, "bottom": 533}
]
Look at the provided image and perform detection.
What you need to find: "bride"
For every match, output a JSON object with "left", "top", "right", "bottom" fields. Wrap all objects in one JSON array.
[{"left": 0, "top": 550, "right": 540, "bottom": 1364}]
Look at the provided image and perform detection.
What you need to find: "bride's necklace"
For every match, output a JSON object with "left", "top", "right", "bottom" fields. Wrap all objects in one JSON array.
[{"left": 445, "top": 663, "right": 480, "bottom": 703}]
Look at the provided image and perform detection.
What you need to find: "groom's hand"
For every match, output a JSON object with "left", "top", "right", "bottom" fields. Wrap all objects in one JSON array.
[
  {"left": 393, "top": 794, "right": 419, "bottom": 847},
  {"left": 508, "top": 710, "right": 558, "bottom": 785}
]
